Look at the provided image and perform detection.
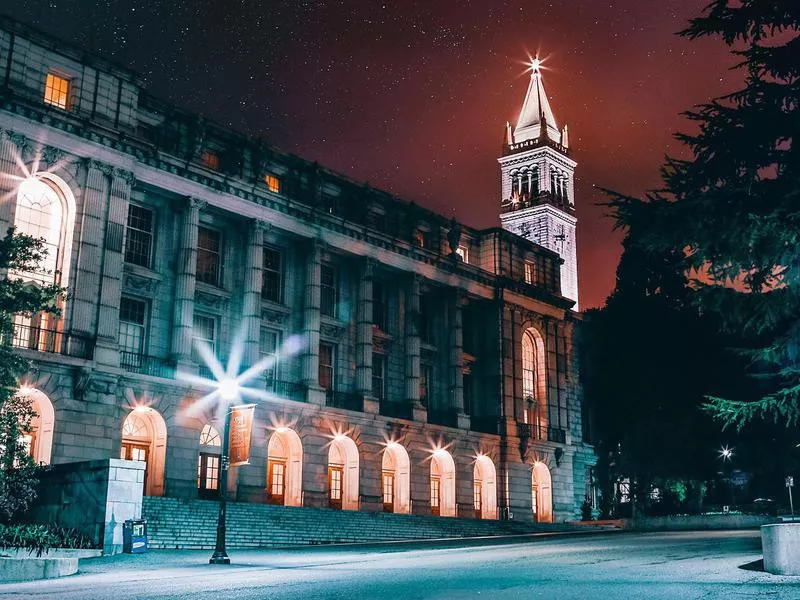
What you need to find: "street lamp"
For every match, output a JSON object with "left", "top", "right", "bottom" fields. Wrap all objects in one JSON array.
[{"left": 209, "top": 377, "right": 240, "bottom": 565}]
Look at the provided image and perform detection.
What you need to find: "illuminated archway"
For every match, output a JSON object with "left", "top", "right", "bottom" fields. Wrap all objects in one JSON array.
[
  {"left": 11, "top": 173, "right": 76, "bottom": 352},
  {"left": 430, "top": 449, "right": 456, "bottom": 517},
  {"left": 121, "top": 408, "right": 167, "bottom": 496},
  {"left": 473, "top": 455, "right": 498, "bottom": 520},
  {"left": 521, "top": 327, "right": 547, "bottom": 427},
  {"left": 267, "top": 428, "right": 304, "bottom": 507},
  {"left": 327, "top": 435, "right": 359, "bottom": 510},
  {"left": 19, "top": 387, "right": 54, "bottom": 465},
  {"left": 532, "top": 462, "right": 553, "bottom": 523},
  {"left": 381, "top": 443, "right": 410, "bottom": 514}
]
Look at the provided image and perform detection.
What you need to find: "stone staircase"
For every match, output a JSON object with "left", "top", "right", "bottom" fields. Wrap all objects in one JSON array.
[{"left": 142, "top": 496, "right": 582, "bottom": 550}]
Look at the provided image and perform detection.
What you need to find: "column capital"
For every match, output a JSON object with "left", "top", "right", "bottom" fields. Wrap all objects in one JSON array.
[
  {"left": 84, "top": 158, "right": 113, "bottom": 176},
  {"left": 361, "top": 256, "right": 378, "bottom": 278},
  {"left": 188, "top": 196, "right": 207, "bottom": 211},
  {"left": 112, "top": 167, "right": 136, "bottom": 186},
  {"left": 251, "top": 219, "right": 271, "bottom": 233}
]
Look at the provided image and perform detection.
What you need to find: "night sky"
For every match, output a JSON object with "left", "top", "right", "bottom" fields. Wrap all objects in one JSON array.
[{"left": 7, "top": 1, "right": 738, "bottom": 308}]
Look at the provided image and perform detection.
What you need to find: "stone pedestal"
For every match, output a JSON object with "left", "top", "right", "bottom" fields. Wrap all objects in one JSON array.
[{"left": 763, "top": 523, "right": 800, "bottom": 575}]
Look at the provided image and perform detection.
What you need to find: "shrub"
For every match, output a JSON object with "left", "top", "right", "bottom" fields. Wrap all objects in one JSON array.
[{"left": 0, "top": 523, "right": 94, "bottom": 557}]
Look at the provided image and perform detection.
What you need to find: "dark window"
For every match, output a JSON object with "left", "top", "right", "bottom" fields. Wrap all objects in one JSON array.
[
  {"left": 262, "top": 246, "right": 282, "bottom": 302},
  {"left": 197, "top": 227, "right": 222, "bottom": 286},
  {"left": 260, "top": 328, "right": 279, "bottom": 385},
  {"left": 119, "top": 297, "right": 146, "bottom": 362},
  {"left": 420, "top": 365, "right": 431, "bottom": 405},
  {"left": 372, "top": 280, "right": 387, "bottom": 331},
  {"left": 319, "top": 343, "right": 335, "bottom": 390},
  {"left": 419, "top": 295, "right": 433, "bottom": 344},
  {"left": 124, "top": 204, "right": 154, "bottom": 268},
  {"left": 320, "top": 265, "right": 337, "bottom": 318},
  {"left": 192, "top": 314, "right": 217, "bottom": 376},
  {"left": 372, "top": 353, "right": 386, "bottom": 400}
]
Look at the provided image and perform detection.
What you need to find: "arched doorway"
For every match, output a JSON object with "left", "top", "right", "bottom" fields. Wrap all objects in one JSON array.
[
  {"left": 121, "top": 408, "right": 167, "bottom": 496},
  {"left": 381, "top": 443, "right": 410, "bottom": 514},
  {"left": 198, "top": 423, "right": 221, "bottom": 499},
  {"left": 473, "top": 455, "right": 498, "bottom": 520},
  {"left": 18, "top": 387, "right": 54, "bottom": 465},
  {"left": 11, "top": 174, "right": 76, "bottom": 353},
  {"left": 521, "top": 327, "right": 547, "bottom": 428},
  {"left": 267, "top": 427, "right": 303, "bottom": 507},
  {"left": 327, "top": 435, "right": 359, "bottom": 510},
  {"left": 430, "top": 450, "right": 456, "bottom": 517},
  {"left": 532, "top": 462, "right": 553, "bottom": 523}
]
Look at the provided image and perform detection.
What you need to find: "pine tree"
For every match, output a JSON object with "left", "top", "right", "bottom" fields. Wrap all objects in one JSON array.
[{"left": 608, "top": 0, "right": 800, "bottom": 429}]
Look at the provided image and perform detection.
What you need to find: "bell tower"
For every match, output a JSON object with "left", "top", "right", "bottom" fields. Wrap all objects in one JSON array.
[{"left": 499, "top": 57, "right": 579, "bottom": 309}]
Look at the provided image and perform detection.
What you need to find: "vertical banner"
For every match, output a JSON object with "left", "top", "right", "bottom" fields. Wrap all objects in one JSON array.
[{"left": 228, "top": 404, "right": 256, "bottom": 466}]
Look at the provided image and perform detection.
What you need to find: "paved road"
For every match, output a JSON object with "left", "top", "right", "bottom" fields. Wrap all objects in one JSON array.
[{"left": 2, "top": 530, "right": 798, "bottom": 599}]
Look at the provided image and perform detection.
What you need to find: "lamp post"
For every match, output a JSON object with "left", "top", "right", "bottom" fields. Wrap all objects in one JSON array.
[{"left": 209, "top": 378, "right": 240, "bottom": 565}]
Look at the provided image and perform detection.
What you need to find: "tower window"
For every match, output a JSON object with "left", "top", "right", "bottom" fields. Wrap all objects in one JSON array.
[{"left": 44, "top": 73, "right": 70, "bottom": 110}]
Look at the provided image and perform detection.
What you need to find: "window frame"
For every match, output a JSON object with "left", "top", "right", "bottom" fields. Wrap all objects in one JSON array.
[
  {"left": 262, "top": 245, "right": 283, "bottom": 303},
  {"left": 124, "top": 203, "right": 155, "bottom": 268},
  {"left": 320, "top": 264, "right": 338, "bottom": 318},
  {"left": 265, "top": 174, "right": 281, "bottom": 194},
  {"left": 372, "top": 279, "right": 387, "bottom": 331},
  {"left": 118, "top": 296, "right": 148, "bottom": 360},
  {"left": 319, "top": 342, "right": 336, "bottom": 391},
  {"left": 372, "top": 352, "right": 386, "bottom": 401},
  {"left": 196, "top": 226, "right": 223, "bottom": 287},
  {"left": 43, "top": 72, "right": 70, "bottom": 110}
]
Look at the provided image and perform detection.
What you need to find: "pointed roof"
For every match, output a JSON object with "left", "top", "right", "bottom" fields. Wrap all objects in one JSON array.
[{"left": 514, "top": 57, "right": 561, "bottom": 144}]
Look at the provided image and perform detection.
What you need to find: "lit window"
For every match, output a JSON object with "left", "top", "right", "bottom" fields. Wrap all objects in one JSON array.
[
  {"left": 262, "top": 246, "right": 282, "bottom": 302},
  {"left": 456, "top": 245, "right": 469, "bottom": 263},
  {"left": 319, "top": 343, "right": 335, "bottom": 390},
  {"left": 199, "top": 424, "right": 221, "bottom": 447},
  {"left": 320, "top": 264, "right": 337, "bottom": 318},
  {"left": 198, "top": 453, "right": 220, "bottom": 496},
  {"left": 125, "top": 204, "right": 154, "bottom": 268},
  {"left": 413, "top": 230, "right": 429, "bottom": 249},
  {"left": 44, "top": 73, "right": 69, "bottom": 110},
  {"left": 197, "top": 227, "right": 222, "bottom": 286},
  {"left": 201, "top": 151, "right": 220, "bottom": 171},
  {"left": 524, "top": 261, "right": 536, "bottom": 285},
  {"left": 265, "top": 174, "right": 281, "bottom": 193}
]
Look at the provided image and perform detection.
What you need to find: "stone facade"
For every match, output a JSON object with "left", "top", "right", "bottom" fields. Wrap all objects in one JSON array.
[{"left": 1, "top": 17, "right": 595, "bottom": 523}]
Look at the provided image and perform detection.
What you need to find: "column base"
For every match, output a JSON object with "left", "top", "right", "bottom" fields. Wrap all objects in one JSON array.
[
  {"left": 457, "top": 412, "right": 471, "bottom": 430},
  {"left": 413, "top": 402, "right": 427, "bottom": 423},
  {"left": 306, "top": 385, "right": 326, "bottom": 406},
  {"left": 363, "top": 396, "right": 379, "bottom": 414}
]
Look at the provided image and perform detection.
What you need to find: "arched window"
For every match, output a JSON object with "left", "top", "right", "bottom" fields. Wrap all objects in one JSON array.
[
  {"left": 267, "top": 428, "right": 303, "bottom": 507},
  {"left": 382, "top": 442, "right": 411, "bottom": 514},
  {"left": 11, "top": 174, "right": 76, "bottom": 353},
  {"left": 532, "top": 462, "right": 553, "bottom": 523},
  {"left": 327, "top": 435, "right": 359, "bottom": 510},
  {"left": 198, "top": 424, "right": 221, "bottom": 499},
  {"left": 521, "top": 328, "right": 547, "bottom": 428},
  {"left": 121, "top": 408, "right": 167, "bottom": 497}
]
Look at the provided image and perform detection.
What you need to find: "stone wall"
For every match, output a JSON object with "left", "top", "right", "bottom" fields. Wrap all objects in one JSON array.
[{"left": 28, "top": 458, "right": 145, "bottom": 555}]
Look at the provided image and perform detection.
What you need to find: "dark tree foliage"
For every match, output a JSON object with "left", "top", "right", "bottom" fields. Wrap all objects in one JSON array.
[
  {"left": 580, "top": 213, "right": 731, "bottom": 515},
  {"left": 0, "top": 228, "right": 63, "bottom": 522},
  {"left": 605, "top": 0, "right": 800, "bottom": 430}
]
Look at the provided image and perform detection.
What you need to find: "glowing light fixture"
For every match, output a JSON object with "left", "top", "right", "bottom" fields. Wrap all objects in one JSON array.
[
  {"left": 218, "top": 378, "right": 240, "bottom": 402},
  {"left": 719, "top": 446, "right": 733, "bottom": 461}
]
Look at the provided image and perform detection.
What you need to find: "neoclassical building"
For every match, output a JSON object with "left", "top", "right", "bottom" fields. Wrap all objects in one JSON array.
[{"left": 1, "top": 18, "right": 595, "bottom": 522}]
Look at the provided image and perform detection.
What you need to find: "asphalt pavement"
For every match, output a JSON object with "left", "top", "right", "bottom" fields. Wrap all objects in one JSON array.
[{"left": 2, "top": 529, "right": 798, "bottom": 599}]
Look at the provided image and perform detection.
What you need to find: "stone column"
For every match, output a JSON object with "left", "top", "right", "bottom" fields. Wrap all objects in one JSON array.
[
  {"left": 242, "top": 220, "right": 265, "bottom": 370},
  {"left": 93, "top": 168, "right": 133, "bottom": 367},
  {"left": 302, "top": 239, "right": 324, "bottom": 404},
  {"left": 71, "top": 160, "right": 111, "bottom": 337},
  {"left": 450, "top": 290, "right": 469, "bottom": 429},
  {"left": 406, "top": 275, "right": 423, "bottom": 420},
  {"left": 171, "top": 197, "right": 204, "bottom": 366},
  {"left": 0, "top": 130, "right": 25, "bottom": 230},
  {"left": 355, "top": 258, "right": 374, "bottom": 396}
]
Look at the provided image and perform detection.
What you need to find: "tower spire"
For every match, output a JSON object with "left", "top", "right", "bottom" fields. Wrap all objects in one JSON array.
[{"left": 514, "top": 56, "right": 561, "bottom": 144}]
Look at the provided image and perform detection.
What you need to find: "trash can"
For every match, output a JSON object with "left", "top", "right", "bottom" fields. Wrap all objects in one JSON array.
[{"left": 123, "top": 519, "right": 148, "bottom": 553}]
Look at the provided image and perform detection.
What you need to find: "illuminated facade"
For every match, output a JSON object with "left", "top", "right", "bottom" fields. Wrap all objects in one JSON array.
[
  {"left": 499, "top": 58, "right": 579, "bottom": 309},
  {"left": 0, "top": 18, "right": 595, "bottom": 522}
]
